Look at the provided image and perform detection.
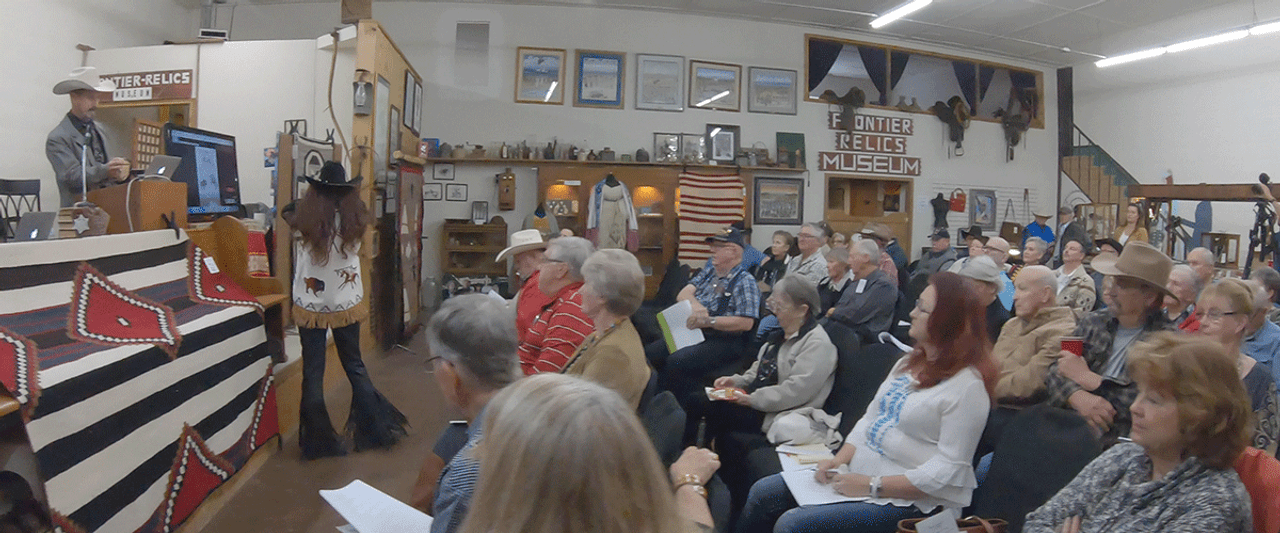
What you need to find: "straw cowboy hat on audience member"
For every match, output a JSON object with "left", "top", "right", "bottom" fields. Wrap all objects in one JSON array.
[
  {"left": 1090, "top": 241, "right": 1174, "bottom": 297},
  {"left": 497, "top": 229, "right": 548, "bottom": 262}
]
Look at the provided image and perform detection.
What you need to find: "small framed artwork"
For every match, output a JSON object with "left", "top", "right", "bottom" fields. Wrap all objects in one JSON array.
[
  {"left": 754, "top": 176, "right": 805, "bottom": 225},
  {"left": 574, "top": 49, "right": 625, "bottom": 109},
  {"left": 636, "top": 54, "right": 684, "bottom": 111},
  {"left": 654, "top": 132, "right": 681, "bottom": 163},
  {"left": 446, "top": 183, "right": 468, "bottom": 202},
  {"left": 705, "top": 124, "right": 740, "bottom": 163},
  {"left": 747, "top": 67, "right": 797, "bottom": 115},
  {"left": 424, "top": 182, "right": 443, "bottom": 201},
  {"left": 680, "top": 133, "right": 705, "bottom": 164},
  {"left": 433, "top": 163, "right": 455, "bottom": 181},
  {"left": 471, "top": 201, "right": 489, "bottom": 224},
  {"left": 413, "top": 81, "right": 424, "bottom": 134},
  {"left": 403, "top": 71, "right": 415, "bottom": 130},
  {"left": 689, "top": 60, "right": 741, "bottom": 111},
  {"left": 388, "top": 106, "right": 401, "bottom": 168},
  {"left": 970, "top": 188, "right": 997, "bottom": 232},
  {"left": 515, "top": 47, "right": 567, "bottom": 104}
]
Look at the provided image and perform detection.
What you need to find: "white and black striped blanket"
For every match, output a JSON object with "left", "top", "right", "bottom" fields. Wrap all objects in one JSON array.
[{"left": 0, "top": 230, "right": 278, "bottom": 533}]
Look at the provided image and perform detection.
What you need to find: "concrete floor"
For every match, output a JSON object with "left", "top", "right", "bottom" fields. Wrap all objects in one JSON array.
[{"left": 200, "top": 332, "right": 456, "bottom": 533}]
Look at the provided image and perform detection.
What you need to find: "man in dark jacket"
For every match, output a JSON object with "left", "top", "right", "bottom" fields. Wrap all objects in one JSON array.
[{"left": 1053, "top": 206, "right": 1090, "bottom": 268}]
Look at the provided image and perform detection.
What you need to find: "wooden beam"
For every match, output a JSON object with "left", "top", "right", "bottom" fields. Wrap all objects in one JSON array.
[{"left": 1128, "top": 183, "right": 1280, "bottom": 202}]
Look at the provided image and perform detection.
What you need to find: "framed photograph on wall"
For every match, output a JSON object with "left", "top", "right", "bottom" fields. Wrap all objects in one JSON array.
[
  {"left": 636, "top": 54, "right": 684, "bottom": 111},
  {"left": 705, "top": 123, "right": 740, "bottom": 163},
  {"left": 515, "top": 47, "right": 567, "bottom": 104},
  {"left": 680, "top": 133, "right": 705, "bottom": 164},
  {"left": 403, "top": 71, "right": 415, "bottom": 130},
  {"left": 970, "top": 188, "right": 997, "bottom": 232},
  {"left": 388, "top": 106, "right": 401, "bottom": 168},
  {"left": 433, "top": 163, "right": 455, "bottom": 181},
  {"left": 413, "top": 81, "right": 424, "bottom": 134},
  {"left": 654, "top": 132, "right": 680, "bottom": 163},
  {"left": 574, "top": 49, "right": 625, "bottom": 109},
  {"left": 754, "top": 176, "right": 804, "bottom": 225},
  {"left": 424, "top": 182, "right": 443, "bottom": 201},
  {"left": 689, "top": 60, "right": 741, "bottom": 111},
  {"left": 446, "top": 183, "right": 468, "bottom": 202},
  {"left": 747, "top": 67, "right": 797, "bottom": 115},
  {"left": 471, "top": 201, "right": 489, "bottom": 224}
]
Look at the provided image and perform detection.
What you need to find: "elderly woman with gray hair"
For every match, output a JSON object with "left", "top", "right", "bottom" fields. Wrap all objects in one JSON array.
[
  {"left": 562, "top": 249, "right": 652, "bottom": 409},
  {"left": 517, "top": 236, "right": 596, "bottom": 374}
]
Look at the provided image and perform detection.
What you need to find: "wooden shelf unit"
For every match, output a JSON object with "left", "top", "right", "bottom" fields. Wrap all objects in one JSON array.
[
  {"left": 441, "top": 219, "right": 508, "bottom": 278},
  {"left": 425, "top": 157, "right": 807, "bottom": 174}
]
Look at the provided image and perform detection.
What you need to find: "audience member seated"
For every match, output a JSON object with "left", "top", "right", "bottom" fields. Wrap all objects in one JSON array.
[
  {"left": 1088, "top": 239, "right": 1123, "bottom": 309},
  {"left": 1164, "top": 265, "right": 1203, "bottom": 332},
  {"left": 910, "top": 229, "right": 957, "bottom": 285},
  {"left": 817, "top": 247, "right": 850, "bottom": 316},
  {"left": 645, "top": 227, "right": 760, "bottom": 424},
  {"left": 457, "top": 374, "right": 717, "bottom": 533},
  {"left": 735, "top": 272, "right": 995, "bottom": 533},
  {"left": 882, "top": 227, "right": 909, "bottom": 282},
  {"left": 1233, "top": 446, "right": 1280, "bottom": 533},
  {"left": 517, "top": 236, "right": 596, "bottom": 374},
  {"left": 1020, "top": 236, "right": 1051, "bottom": 269},
  {"left": 858, "top": 223, "right": 899, "bottom": 286},
  {"left": 1024, "top": 334, "right": 1253, "bottom": 533},
  {"left": 1046, "top": 242, "right": 1174, "bottom": 442},
  {"left": 958, "top": 256, "right": 1010, "bottom": 342},
  {"left": 1186, "top": 246, "right": 1216, "bottom": 287},
  {"left": 754, "top": 230, "right": 797, "bottom": 297},
  {"left": 983, "top": 236, "right": 1015, "bottom": 311},
  {"left": 496, "top": 229, "right": 552, "bottom": 346},
  {"left": 1243, "top": 280, "right": 1280, "bottom": 387},
  {"left": 424, "top": 295, "right": 523, "bottom": 533},
  {"left": 732, "top": 221, "right": 766, "bottom": 271},
  {"left": 976, "top": 266, "right": 1076, "bottom": 458},
  {"left": 831, "top": 232, "right": 846, "bottom": 248},
  {"left": 948, "top": 226, "right": 987, "bottom": 272},
  {"left": 1196, "top": 279, "right": 1279, "bottom": 455},
  {"left": 1248, "top": 265, "right": 1280, "bottom": 325},
  {"left": 563, "top": 249, "right": 651, "bottom": 410},
  {"left": 1055, "top": 239, "right": 1096, "bottom": 319},
  {"left": 827, "top": 240, "right": 896, "bottom": 343},
  {"left": 786, "top": 223, "right": 828, "bottom": 286}
]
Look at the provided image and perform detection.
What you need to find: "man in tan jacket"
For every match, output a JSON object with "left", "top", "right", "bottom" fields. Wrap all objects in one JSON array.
[{"left": 976, "top": 265, "right": 1077, "bottom": 458}]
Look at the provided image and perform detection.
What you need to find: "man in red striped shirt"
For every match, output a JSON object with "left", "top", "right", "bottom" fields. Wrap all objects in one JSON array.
[{"left": 516, "top": 236, "right": 596, "bottom": 374}]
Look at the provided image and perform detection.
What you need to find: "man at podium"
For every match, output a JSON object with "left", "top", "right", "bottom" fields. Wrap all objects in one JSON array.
[{"left": 46, "top": 67, "right": 131, "bottom": 207}]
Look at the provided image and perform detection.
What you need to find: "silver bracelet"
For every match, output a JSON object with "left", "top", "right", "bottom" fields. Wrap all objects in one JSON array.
[{"left": 869, "top": 476, "right": 882, "bottom": 498}]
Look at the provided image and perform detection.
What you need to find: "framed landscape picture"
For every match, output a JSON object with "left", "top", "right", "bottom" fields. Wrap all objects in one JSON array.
[
  {"left": 689, "top": 60, "right": 740, "bottom": 111},
  {"left": 636, "top": 54, "right": 684, "bottom": 111},
  {"left": 574, "top": 49, "right": 625, "bottom": 109},
  {"left": 970, "top": 188, "right": 997, "bottom": 232},
  {"left": 705, "top": 123, "right": 740, "bottom": 163},
  {"left": 747, "top": 67, "right": 797, "bottom": 115},
  {"left": 515, "top": 47, "right": 566, "bottom": 104},
  {"left": 754, "top": 176, "right": 804, "bottom": 225}
]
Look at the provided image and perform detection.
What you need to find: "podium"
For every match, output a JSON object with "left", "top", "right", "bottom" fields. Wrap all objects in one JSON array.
[{"left": 85, "top": 180, "right": 188, "bottom": 234}]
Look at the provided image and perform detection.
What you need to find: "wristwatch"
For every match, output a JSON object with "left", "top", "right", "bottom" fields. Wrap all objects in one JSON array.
[
  {"left": 708, "top": 316, "right": 717, "bottom": 327},
  {"left": 869, "top": 476, "right": 882, "bottom": 499}
]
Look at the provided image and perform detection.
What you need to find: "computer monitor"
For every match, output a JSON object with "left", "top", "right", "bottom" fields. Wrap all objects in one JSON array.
[{"left": 162, "top": 124, "right": 242, "bottom": 216}]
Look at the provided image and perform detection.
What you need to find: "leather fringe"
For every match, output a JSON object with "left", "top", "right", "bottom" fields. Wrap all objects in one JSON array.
[{"left": 291, "top": 301, "right": 369, "bottom": 329}]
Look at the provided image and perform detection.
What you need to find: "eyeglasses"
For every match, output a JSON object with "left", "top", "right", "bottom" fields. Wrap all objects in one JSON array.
[
  {"left": 1198, "top": 310, "right": 1240, "bottom": 322},
  {"left": 797, "top": 233, "right": 820, "bottom": 240},
  {"left": 765, "top": 296, "right": 792, "bottom": 312}
]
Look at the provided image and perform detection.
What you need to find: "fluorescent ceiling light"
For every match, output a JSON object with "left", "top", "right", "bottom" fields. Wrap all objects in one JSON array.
[
  {"left": 1095, "top": 47, "right": 1166, "bottom": 68},
  {"left": 1166, "top": 29, "right": 1248, "bottom": 53},
  {"left": 695, "top": 90, "right": 730, "bottom": 107},
  {"left": 1250, "top": 21, "right": 1280, "bottom": 35},
  {"left": 544, "top": 81, "right": 557, "bottom": 102},
  {"left": 870, "top": 0, "right": 932, "bottom": 29}
]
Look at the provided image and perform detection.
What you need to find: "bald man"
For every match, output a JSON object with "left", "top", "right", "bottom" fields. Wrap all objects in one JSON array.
[
  {"left": 1186, "top": 247, "right": 1215, "bottom": 288},
  {"left": 985, "top": 236, "right": 1016, "bottom": 311}
]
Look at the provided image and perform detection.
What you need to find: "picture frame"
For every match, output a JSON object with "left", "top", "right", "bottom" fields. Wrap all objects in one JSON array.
[
  {"left": 689, "top": 60, "right": 741, "bottom": 111},
  {"left": 705, "top": 123, "right": 740, "bottom": 163},
  {"left": 413, "top": 81, "right": 424, "bottom": 134},
  {"left": 635, "top": 54, "right": 684, "bottom": 111},
  {"left": 754, "top": 176, "right": 804, "bottom": 225},
  {"left": 654, "top": 132, "right": 681, "bottom": 163},
  {"left": 471, "top": 201, "right": 489, "bottom": 224},
  {"left": 403, "top": 71, "right": 415, "bottom": 130},
  {"left": 574, "top": 49, "right": 625, "bottom": 109},
  {"left": 388, "top": 106, "right": 401, "bottom": 168},
  {"left": 747, "top": 66, "right": 797, "bottom": 115},
  {"left": 515, "top": 47, "right": 567, "bottom": 104},
  {"left": 969, "top": 188, "right": 997, "bottom": 232},
  {"left": 446, "top": 183, "right": 468, "bottom": 202},
  {"left": 680, "top": 133, "right": 706, "bottom": 164},
  {"left": 433, "top": 163, "right": 455, "bottom": 181},
  {"left": 424, "top": 182, "right": 443, "bottom": 201}
]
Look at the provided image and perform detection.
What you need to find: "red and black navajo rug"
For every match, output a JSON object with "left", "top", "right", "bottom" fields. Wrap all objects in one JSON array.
[
  {"left": 0, "top": 230, "right": 278, "bottom": 533},
  {"left": 677, "top": 171, "right": 745, "bottom": 267}
]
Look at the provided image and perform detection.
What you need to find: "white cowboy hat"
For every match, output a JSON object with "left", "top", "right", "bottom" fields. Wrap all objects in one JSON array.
[
  {"left": 496, "top": 229, "right": 547, "bottom": 262},
  {"left": 53, "top": 67, "right": 116, "bottom": 95},
  {"left": 1032, "top": 209, "right": 1051, "bottom": 219}
]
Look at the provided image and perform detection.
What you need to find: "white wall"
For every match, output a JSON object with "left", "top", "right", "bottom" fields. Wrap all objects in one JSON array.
[
  {"left": 0, "top": 0, "right": 197, "bottom": 210},
  {"left": 1076, "top": 61, "right": 1280, "bottom": 258}
]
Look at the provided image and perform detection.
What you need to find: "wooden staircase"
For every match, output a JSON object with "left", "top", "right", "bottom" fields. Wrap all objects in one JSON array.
[{"left": 1061, "top": 126, "right": 1138, "bottom": 206}]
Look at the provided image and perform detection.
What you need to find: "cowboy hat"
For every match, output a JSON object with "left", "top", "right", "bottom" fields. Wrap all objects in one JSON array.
[
  {"left": 858, "top": 223, "right": 892, "bottom": 242},
  {"left": 1094, "top": 237, "right": 1124, "bottom": 255},
  {"left": 52, "top": 67, "right": 116, "bottom": 95},
  {"left": 496, "top": 229, "right": 547, "bottom": 262},
  {"left": 1090, "top": 241, "right": 1173, "bottom": 297},
  {"left": 305, "top": 161, "right": 362, "bottom": 189},
  {"left": 1032, "top": 209, "right": 1051, "bottom": 219},
  {"left": 959, "top": 225, "right": 987, "bottom": 244}
]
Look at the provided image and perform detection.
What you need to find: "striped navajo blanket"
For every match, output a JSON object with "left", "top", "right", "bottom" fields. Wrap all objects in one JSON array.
[
  {"left": 0, "top": 230, "right": 278, "bottom": 533},
  {"left": 677, "top": 172, "right": 745, "bottom": 267}
]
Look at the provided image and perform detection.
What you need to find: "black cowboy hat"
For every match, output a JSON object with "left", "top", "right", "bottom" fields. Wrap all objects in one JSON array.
[
  {"left": 959, "top": 225, "right": 988, "bottom": 244},
  {"left": 305, "top": 161, "right": 362, "bottom": 189}
]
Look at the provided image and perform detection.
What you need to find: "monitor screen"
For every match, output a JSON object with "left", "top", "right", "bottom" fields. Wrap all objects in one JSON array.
[{"left": 162, "top": 124, "right": 241, "bottom": 215}]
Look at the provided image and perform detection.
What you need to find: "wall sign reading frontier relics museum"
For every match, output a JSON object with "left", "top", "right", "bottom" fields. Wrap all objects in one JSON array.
[{"left": 818, "top": 111, "right": 921, "bottom": 177}]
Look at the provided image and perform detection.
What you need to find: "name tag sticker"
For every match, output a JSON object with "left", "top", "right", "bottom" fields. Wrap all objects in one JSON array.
[
  {"left": 855, "top": 279, "right": 867, "bottom": 293},
  {"left": 203, "top": 256, "right": 220, "bottom": 274}
]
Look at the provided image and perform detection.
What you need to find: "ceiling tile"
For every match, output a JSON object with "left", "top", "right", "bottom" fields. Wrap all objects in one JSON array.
[
  {"left": 1026, "top": 0, "right": 1107, "bottom": 11},
  {"left": 894, "top": 0, "right": 998, "bottom": 25},
  {"left": 1007, "top": 12, "right": 1128, "bottom": 48},
  {"left": 944, "top": 0, "right": 1073, "bottom": 35},
  {"left": 1080, "top": 0, "right": 1236, "bottom": 26},
  {"left": 976, "top": 37, "right": 1056, "bottom": 57}
]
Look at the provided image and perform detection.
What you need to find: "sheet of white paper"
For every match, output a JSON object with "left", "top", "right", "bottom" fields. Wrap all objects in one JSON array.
[
  {"left": 776, "top": 443, "right": 831, "bottom": 455},
  {"left": 915, "top": 508, "right": 961, "bottom": 533},
  {"left": 778, "top": 452, "right": 807, "bottom": 472},
  {"left": 780, "top": 468, "right": 863, "bottom": 507},
  {"left": 320, "top": 480, "right": 434, "bottom": 533},
  {"left": 659, "top": 300, "right": 704, "bottom": 351},
  {"left": 336, "top": 525, "right": 359, "bottom": 533}
]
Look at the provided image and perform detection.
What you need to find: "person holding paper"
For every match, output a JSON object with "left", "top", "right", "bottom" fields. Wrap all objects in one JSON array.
[
  {"left": 645, "top": 226, "right": 760, "bottom": 433},
  {"left": 516, "top": 237, "right": 596, "bottom": 374},
  {"left": 562, "top": 249, "right": 651, "bottom": 409},
  {"left": 736, "top": 272, "right": 996, "bottom": 533}
]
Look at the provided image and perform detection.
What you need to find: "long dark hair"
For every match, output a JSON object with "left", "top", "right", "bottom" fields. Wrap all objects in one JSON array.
[
  {"left": 293, "top": 185, "right": 370, "bottom": 265},
  {"left": 903, "top": 272, "right": 998, "bottom": 399}
]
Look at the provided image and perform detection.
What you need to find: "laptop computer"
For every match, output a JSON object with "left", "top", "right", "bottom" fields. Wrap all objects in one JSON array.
[
  {"left": 140, "top": 155, "right": 182, "bottom": 181},
  {"left": 12, "top": 212, "right": 57, "bottom": 242}
]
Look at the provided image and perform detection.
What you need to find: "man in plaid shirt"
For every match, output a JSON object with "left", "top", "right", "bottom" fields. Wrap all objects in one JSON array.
[
  {"left": 516, "top": 237, "right": 596, "bottom": 374},
  {"left": 1045, "top": 242, "right": 1175, "bottom": 442}
]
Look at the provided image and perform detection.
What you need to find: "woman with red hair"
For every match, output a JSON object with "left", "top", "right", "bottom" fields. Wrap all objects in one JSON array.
[{"left": 736, "top": 272, "right": 997, "bottom": 532}]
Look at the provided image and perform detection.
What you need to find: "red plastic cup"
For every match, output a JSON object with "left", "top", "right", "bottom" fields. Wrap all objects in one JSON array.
[{"left": 1061, "top": 336, "right": 1084, "bottom": 356}]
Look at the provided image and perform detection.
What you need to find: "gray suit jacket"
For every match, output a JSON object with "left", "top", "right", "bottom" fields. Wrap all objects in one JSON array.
[{"left": 46, "top": 114, "right": 115, "bottom": 207}]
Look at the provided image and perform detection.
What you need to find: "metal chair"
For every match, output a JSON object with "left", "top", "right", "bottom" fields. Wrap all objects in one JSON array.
[{"left": 0, "top": 179, "right": 41, "bottom": 242}]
